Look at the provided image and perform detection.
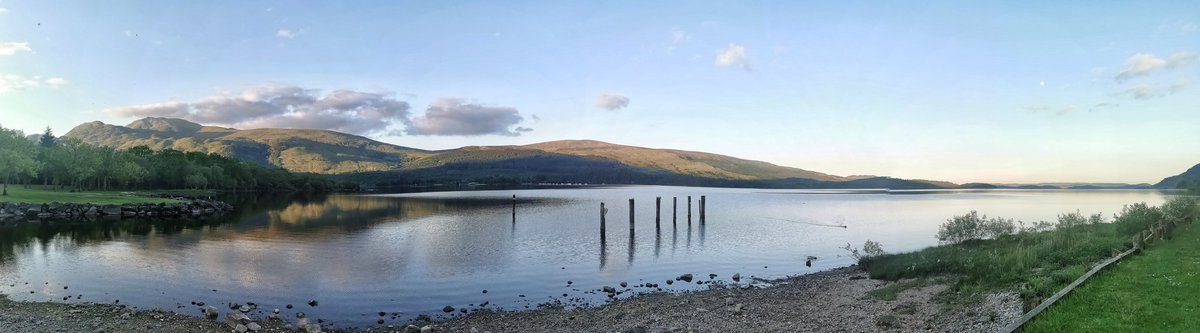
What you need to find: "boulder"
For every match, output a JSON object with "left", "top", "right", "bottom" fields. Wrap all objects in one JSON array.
[
  {"left": 204, "top": 306, "right": 219, "bottom": 318},
  {"left": 676, "top": 274, "right": 693, "bottom": 282}
]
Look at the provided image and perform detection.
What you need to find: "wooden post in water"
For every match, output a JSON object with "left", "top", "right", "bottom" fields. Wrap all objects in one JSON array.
[
  {"left": 687, "top": 196, "right": 692, "bottom": 225},
  {"left": 512, "top": 194, "right": 516, "bottom": 222},
  {"left": 700, "top": 195, "right": 705, "bottom": 224},
  {"left": 629, "top": 198, "right": 635, "bottom": 233},
  {"left": 600, "top": 202, "right": 607, "bottom": 241},
  {"left": 672, "top": 197, "right": 677, "bottom": 227},
  {"left": 655, "top": 197, "right": 661, "bottom": 229}
]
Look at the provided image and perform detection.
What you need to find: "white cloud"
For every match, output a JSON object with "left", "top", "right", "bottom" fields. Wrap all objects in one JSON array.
[
  {"left": 44, "top": 77, "right": 68, "bottom": 88},
  {"left": 276, "top": 29, "right": 297, "bottom": 39},
  {"left": 671, "top": 30, "right": 690, "bottom": 43},
  {"left": 1024, "top": 105, "right": 1076, "bottom": 116},
  {"left": 108, "top": 84, "right": 412, "bottom": 136},
  {"left": 1115, "top": 53, "right": 1165, "bottom": 80},
  {"left": 0, "top": 8, "right": 8, "bottom": 14},
  {"left": 1169, "top": 79, "right": 1191, "bottom": 93},
  {"left": 0, "top": 74, "right": 68, "bottom": 94},
  {"left": 595, "top": 94, "right": 630, "bottom": 111},
  {"left": 1115, "top": 51, "right": 1196, "bottom": 80},
  {"left": 1165, "top": 51, "right": 1197, "bottom": 69},
  {"left": 407, "top": 98, "right": 529, "bottom": 136},
  {"left": 715, "top": 43, "right": 749, "bottom": 71},
  {"left": 0, "top": 42, "right": 32, "bottom": 56},
  {"left": 1125, "top": 84, "right": 1156, "bottom": 99}
]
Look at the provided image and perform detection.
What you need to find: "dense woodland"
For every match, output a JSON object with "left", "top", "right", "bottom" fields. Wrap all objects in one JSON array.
[{"left": 0, "top": 126, "right": 355, "bottom": 195}]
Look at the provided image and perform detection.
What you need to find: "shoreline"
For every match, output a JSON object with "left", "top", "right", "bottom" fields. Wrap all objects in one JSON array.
[{"left": 0, "top": 266, "right": 1021, "bottom": 333}]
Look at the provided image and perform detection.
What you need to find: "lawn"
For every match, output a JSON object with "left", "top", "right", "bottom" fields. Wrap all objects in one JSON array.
[
  {"left": 0, "top": 185, "right": 179, "bottom": 205},
  {"left": 1023, "top": 221, "right": 1200, "bottom": 332}
]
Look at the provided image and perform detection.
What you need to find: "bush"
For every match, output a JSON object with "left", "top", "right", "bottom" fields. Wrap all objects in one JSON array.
[
  {"left": 937, "top": 211, "right": 1015, "bottom": 244},
  {"left": 1056, "top": 210, "right": 1088, "bottom": 229},
  {"left": 1113, "top": 203, "right": 1162, "bottom": 237}
]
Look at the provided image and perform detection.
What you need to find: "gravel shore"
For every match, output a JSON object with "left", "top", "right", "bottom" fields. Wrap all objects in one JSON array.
[{"left": 1, "top": 267, "right": 1020, "bottom": 333}]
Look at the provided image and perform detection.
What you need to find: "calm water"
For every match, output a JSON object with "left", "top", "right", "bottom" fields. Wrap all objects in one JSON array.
[{"left": 0, "top": 186, "right": 1171, "bottom": 328}]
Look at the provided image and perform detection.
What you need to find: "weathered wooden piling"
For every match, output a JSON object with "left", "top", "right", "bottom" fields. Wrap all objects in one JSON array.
[
  {"left": 700, "top": 195, "right": 706, "bottom": 224},
  {"left": 600, "top": 202, "right": 607, "bottom": 241},
  {"left": 629, "top": 198, "right": 635, "bottom": 233},
  {"left": 655, "top": 197, "right": 661, "bottom": 229},
  {"left": 672, "top": 197, "right": 677, "bottom": 227},
  {"left": 512, "top": 194, "right": 516, "bottom": 222},
  {"left": 687, "top": 196, "right": 692, "bottom": 225}
]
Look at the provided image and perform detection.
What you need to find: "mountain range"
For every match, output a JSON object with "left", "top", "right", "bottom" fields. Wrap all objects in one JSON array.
[{"left": 63, "top": 117, "right": 1194, "bottom": 190}]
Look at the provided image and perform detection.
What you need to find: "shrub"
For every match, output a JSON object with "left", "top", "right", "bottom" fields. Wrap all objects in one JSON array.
[
  {"left": 863, "top": 240, "right": 887, "bottom": 258},
  {"left": 843, "top": 239, "right": 887, "bottom": 262},
  {"left": 1113, "top": 203, "right": 1162, "bottom": 237},
  {"left": 937, "top": 211, "right": 1015, "bottom": 244},
  {"left": 1056, "top": 210, "right": 1088, "bottom": 229}
]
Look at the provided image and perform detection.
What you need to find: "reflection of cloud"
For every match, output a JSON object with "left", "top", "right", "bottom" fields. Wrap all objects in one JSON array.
[
  {"left": 595, "top": 94, "right": 630, "bottom": 111},
  {"left": 715, "top": 43, "right": 750, "bottom": 71}
]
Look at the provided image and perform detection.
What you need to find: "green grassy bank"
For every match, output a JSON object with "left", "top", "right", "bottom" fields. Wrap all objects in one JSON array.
[
  {"left": 857, "top": 197, "right": 1198, "bottom": 311},
  {"left": 1023, "top": 219, "right": 1200, "bottom": 332},
  {"left": 0, "top": 186, "right": 179, "bottom": 205}
]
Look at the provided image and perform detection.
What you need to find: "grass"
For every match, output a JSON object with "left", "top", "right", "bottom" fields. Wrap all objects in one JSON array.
[
  {"left": 866, "top": 278, "right": 929, "bottom": 301},
  {"left": 1022, "top": 222, "right": 1200, "bottom": 332},
  {"left": 0, "top": 185, "right": 179, "bottom": 205},
  {"left": 861, "top": 222, "right": 1129, "bottom": 309}
]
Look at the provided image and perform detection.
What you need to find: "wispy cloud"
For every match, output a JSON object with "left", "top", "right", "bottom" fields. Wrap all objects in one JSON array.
[
  {"left": 595, "top": 94, "right": 630, "bottom": 111},
  {"left": 276, "top": 29, "right": 298, "bottom": 39},
  {"left": 1165, "top": 51, "right": 1197, "bottom": 69},
  {"left": 1115, "top": 53, "right": 1165, "bottom": 80},
  {"left": 1169, "top": 79, "right": 1191, "bottom": 93},
  {"left": 44, "top": 77, "right": 68, "bottom": 88},
  {"left": 1024, "top": 105, "right": 1077, "bottom": 116},
  {"left": 1124, "top": 84, "right": 1157, "bottom": 100},
  {"left": 0, "top": 42, "right": 32, "bottom": 56},
  {"left": 1088, "top": 103, "right": 1120, "bottom": 112},
  {"left": 108, "top": 84, "right": 412, "bottom": 136},
  {"left": 715, "top": 43, "right": 750, "bottom": 71},
  {"left": 1115, "top": 51, "right": 1196, "bottom": 80},
  {"left": 671, "top": 30, "right": 690, "bottom": 44},
  {"left": 407, "top": 98, "right": 530, "bottom": 136},
  {"left": 0, "top": 74, "right": 68, "bottom": 93},
  {"left": 0, "top": 8, "right": 8, "bottom": 14}
]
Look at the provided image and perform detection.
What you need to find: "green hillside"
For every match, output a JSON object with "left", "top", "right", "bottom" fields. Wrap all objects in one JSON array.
[{"left": 65, "top": 117, "right": 955, "bottom": 189}]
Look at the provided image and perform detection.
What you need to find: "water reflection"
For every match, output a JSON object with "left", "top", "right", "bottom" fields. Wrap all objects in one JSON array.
[{"left": 0, "top": 187, "right": 1172, "bottom": 328}]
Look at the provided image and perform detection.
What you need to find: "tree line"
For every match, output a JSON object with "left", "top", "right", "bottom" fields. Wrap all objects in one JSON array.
[{"left": 0, "top": 126, "right": 356, "bottom": 195}]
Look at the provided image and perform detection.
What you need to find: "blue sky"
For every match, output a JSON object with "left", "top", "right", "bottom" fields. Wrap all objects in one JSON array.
[{"left": 0, "top": 1, "right": 1197, "bottom": 184}]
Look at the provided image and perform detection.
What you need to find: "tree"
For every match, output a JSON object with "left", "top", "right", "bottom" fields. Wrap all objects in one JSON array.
[
  {"left": 39, "top": 126, "right": 56, "bottom": 148},
  {"left": 0, "top": 127, "right": 39, "bottom": 195}
]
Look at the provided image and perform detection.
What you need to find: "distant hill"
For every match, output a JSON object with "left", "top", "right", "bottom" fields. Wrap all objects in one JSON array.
[
  {"left": 1154, "top": 163, "right": 1200, "bottom": 189},
  {"left": 66, "top": 117, "right": 958, "bottom": 189},
  {"left": 66, "top": 118, "right": 430, "bottom": 173}
]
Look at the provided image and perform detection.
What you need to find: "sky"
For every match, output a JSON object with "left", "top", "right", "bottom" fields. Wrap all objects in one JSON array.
[{"left": 0, "top": 1, "right": 1197, "bottom": 184}]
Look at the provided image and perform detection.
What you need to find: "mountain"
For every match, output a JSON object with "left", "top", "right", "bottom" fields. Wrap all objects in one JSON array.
[
  {"left": 66, "top": 117, "right": 953, "bottom": 189},
  {"left": 66, "top": 118, "right": 430, "bottom": 174},
  {"left": 1154, "top": 163, "right": 1200, "bottom": 189}
]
